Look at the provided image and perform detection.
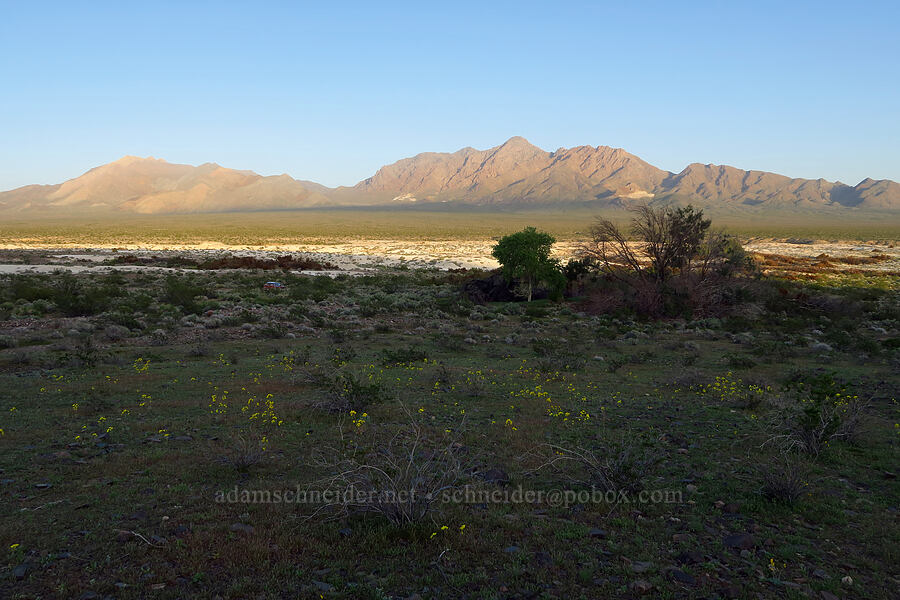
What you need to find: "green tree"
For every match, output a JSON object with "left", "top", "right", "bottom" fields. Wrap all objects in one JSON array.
[{"left": 491, "top": 227, "right": 565, "bottom": 301}]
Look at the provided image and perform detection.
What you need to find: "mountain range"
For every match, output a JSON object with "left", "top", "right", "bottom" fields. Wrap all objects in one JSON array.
[{"left": 2, "top": 137, "right": 898, "bottom": 215}]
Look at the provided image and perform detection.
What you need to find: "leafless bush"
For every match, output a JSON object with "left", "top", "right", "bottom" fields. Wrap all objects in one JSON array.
[
  {"left": 188, "top": 342, "right": 211, "bottom": 357},
  {"left": 764, "top": 374, "right": 872, "bottom": 457},
  {"left": 306, "top": 410, "right": 467, "bottom": 524},
  {"left": 529, "top": 437, "right": 660, "bottom": 493},
  {"left": 434, "top": 362, "right": 454, "bottom": 392},
  {"left": 760, "top": 454, "right": 810, "bottom": 504},
  {"left": 581, "top": 204, "right": 754, "bottom": 317},
  {"left": 216, "top": 432, "right": 266, "bottom": 471}
]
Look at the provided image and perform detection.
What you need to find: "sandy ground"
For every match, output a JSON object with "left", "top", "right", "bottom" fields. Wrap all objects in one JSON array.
[{"left": 0, "top": 238, "right": 897, "bottom": 275}]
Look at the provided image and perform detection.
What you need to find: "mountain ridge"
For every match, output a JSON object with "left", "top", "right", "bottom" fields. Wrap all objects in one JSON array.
[{"left": 1, "top": 137, "right": 897, "bottom": 215}]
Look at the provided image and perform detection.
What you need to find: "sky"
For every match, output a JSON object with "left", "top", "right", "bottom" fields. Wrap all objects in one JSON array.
[{"left": 1, "top": 0, "right": 898, "bottom": 191}]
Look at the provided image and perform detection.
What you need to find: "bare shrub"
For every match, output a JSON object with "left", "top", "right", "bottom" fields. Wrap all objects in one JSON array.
[
  {"left": 760, "top": 454, "right": 810, "bottom": 505},
  {"left": 531, "top": 338, "right": 586, "bottom": 373},
  {"left": 188, "top": 342, "right": 211, "bottom": 357},
  {"left": 307, "top": 410, "right": 467, "bottom": 524},
  {"left": 322, "top": 371, "right": 387, "bottom": 413},
  {"left": 530, "top": 437, "right": 660, "bottom": 493},
  {"left": 434, "top": 362, "right": 454, "bottom": 392},
  {"left": 581, "top": 204, "right": 754, "bottom": 317},
  {"left": 765, "top": 373, "right": 871, "bottom": 457},
  {"left": 216, "top": 432, "right": 266, "bottom": 471}
]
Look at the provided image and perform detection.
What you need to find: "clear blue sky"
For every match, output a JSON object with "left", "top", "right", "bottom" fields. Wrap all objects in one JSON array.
[{"left": 1, "top": 0, "right": 898, "bottom": 190}]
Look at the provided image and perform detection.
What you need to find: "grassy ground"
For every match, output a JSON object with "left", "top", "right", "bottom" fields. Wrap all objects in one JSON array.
[
  {"left": 2, "top": 209, "right": 900, "bottom": 245},
  {"left": 0, "top": 266, "right": 898, "bottom": 599}
]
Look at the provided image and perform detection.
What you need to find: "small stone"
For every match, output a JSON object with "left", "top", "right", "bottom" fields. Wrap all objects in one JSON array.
[
  {"left": 723, "top": 533, "right": 755, "bottom": 550},
  {"left": 841, "top": 575, "right": 853, "bottom": 585},
  {"left": 13, "top": 563, "right": 34, "bottom": 580},
  {"left": 482, "top": 468, "right": 509, "bottom": 485},
  {"left": 670, "top": 569, "right": 696, "bottom": 585},
  {"left": 503, "top": 545, "right": 520, "bottom": 553},
  {"left": 685, "top": 484, "right": 698, "bottom": 493},
  {"left": 630, "top": 561, "right": 653, "bottom": 573},
  {"left": 338, "top": 528, "right": 352, "bottom": 537},
  {"left": 740, "top": 549, "right": 752, "bottom": 559},
  {"left": 630, "top": 580, "right": 653, "bottom": 594},
  {"left": 676, "top": 551, "right": 703, "bottom": 565},
  {"left": 812, "top": 568, "right": 828, "bottom": 579},
  {"left": 820, "top": 591, "right": 839, "bottom": 600},
  {"left": 78, "top": 593, "right": 98, "bottom": 600},
  {"left": 589, "top": 528, "right": 606, "bottom": 539},
  {"left": 229, "top": 523, "right": 254, "bottom": 535}
]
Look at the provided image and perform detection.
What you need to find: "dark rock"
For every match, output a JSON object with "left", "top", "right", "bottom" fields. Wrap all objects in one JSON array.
[
  {"left": 676, "top": 551, "right": 703, "bottom": 565},
  {"left": 670, "top": 569, "right": 696, "bottom": 585},
  {"left": 312, "top": 581, "right": 334, "bottom": 592},
  {"left": 589, "top": 528, "right": 607, "bottom": 539},
  {"left": 482, "top": 468, "right": 510, "bottom": 485},
  {"left": 503, "top": 545, "right": 520, "bottom": 553},
  {"left": 722, "top": 533, "right": 755, "bottom": 550},
  {"left": 630, "top": 561, "right": 653, "bottom": 573},
  {"left": 630, "top": 580, "right": 653, "bottom": 594},
  {"left": 13, "top": 562, "right": 34, "bottom": 580},
  {"left": 229, "top": 523, "right": 254, "bottom": 535},
  {"left": 463, "top": 271, "right": 547, "bottom": 304}
]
